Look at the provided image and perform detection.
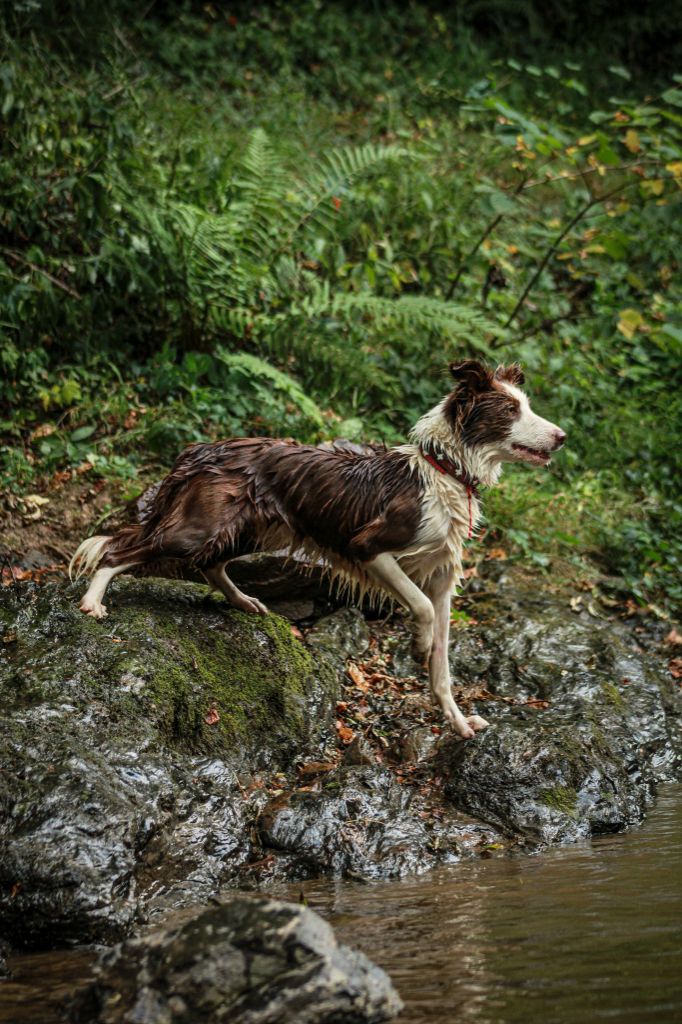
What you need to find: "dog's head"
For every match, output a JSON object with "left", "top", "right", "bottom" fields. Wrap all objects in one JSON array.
[{"left": 444, "top": 360, "right": 566, "bottom": 466}]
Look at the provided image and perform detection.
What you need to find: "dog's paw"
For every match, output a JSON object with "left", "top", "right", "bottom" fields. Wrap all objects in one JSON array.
[
  {"left": 233, "top": 594, "right": 269, "bottom": 615},
  {"left": 466, "top": 714, "right": 489, "bottom": 732},
  {"left": 79, "top": 600, "right": 107, "bottom": 619}
]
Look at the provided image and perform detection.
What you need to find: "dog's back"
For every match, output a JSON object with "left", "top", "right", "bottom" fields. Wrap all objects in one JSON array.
[{"left": 72, "top": 438, "right": 423, "bottom": 581}]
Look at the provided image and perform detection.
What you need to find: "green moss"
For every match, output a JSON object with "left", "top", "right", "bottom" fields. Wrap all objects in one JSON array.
[
  {"left": 601, "top": 680, "right": 625, "bottom": 709},
  {"left": 540, "top": 784, "right": 578, "bottom": 816},
  {"left": 0, "top": 579, "right": 324, "bottom": 762}
]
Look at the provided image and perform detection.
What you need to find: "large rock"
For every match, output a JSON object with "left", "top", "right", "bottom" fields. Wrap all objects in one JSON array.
[
  {"left": 437, "top": 572, "right": 682, "bottom": 845},
  {"left": 0, "top": 578, "right": 338, "bottom": 948},
  {"left": 69, "top": 895, "right": 402, "bottom": 1024},
  {"left": 258, "top": 765, "right": 502, "bottom": 878}
]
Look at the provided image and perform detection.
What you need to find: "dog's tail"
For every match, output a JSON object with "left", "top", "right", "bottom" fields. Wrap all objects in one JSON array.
[{"left": 68, "top": 535, "right": 112, "bottom": 580}]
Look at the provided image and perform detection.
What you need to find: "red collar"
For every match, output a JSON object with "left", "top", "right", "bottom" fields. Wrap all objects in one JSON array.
[{"left": 419, "top": 446, "right": 480, "bottom": 539}]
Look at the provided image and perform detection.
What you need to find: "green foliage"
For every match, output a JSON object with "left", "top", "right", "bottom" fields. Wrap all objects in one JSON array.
[{"left": 1, "top": 4, "right": 681, "bottom": 612}]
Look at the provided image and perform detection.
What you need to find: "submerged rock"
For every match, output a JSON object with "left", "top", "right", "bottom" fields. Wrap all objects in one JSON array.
[{"left": 69, "top": 895, "right": 402, "bottom": 1024}]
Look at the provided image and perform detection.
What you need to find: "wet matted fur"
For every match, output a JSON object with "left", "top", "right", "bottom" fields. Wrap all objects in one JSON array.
[{"left": 70, "top": 360, "right": 565, "bottom": 739}]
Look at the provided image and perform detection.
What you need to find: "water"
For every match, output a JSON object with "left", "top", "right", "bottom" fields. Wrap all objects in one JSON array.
[
  {"left": 277, "top": 785, "right": 682, "bottom": 1024},
  {"left": 2, "top": 787, "right": 681, "bottom": 1024}
]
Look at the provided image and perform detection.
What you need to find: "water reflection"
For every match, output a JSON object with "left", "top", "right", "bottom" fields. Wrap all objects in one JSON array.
[
  {"left": 2, "top": 788, "right": 680, "bottom": 1024},
  {"left": 277, "top": 786, "right": 682, "bottom": 1024}
]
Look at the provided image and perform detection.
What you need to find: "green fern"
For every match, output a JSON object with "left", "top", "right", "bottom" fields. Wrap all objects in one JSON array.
[
  {"left": 214, "top": 348, "right": 324, "bottom": 428},
  {"left": 118, "top": 128, "right": 494, "bottom": 380}
]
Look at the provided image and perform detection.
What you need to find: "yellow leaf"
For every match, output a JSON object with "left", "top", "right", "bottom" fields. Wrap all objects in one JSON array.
[
  {"left": 641, "top": 178, "right": 665, "bottom": 196},
  {"left": 666, "top": 161, "right": 682, "bottom": 190},
  {"left": 623, "top": 129, "right": 641, "bottom": 153},
  {"left": 617, "top": 308, "right": 644, "bottom": 340},
  {"left": 577, "top": 134, "right": 598, "bottom": 146}
]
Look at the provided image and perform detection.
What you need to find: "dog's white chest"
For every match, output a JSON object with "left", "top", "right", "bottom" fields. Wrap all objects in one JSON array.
[{"left": 395, "top": 463, "right": 479, "bottom": 584}]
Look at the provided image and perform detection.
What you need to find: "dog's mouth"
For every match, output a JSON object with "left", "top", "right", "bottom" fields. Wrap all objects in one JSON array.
[{"left": 511, "top": 443, "right": 552, "bottom": 466}]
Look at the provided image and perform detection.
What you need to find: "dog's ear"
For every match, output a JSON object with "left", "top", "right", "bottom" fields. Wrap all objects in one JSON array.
[
  {"left": 494, "top": 363, "right": 525, "bottom": 387},
  {"left": 448, "top": 360, "right": 492, "bottom": 394}
]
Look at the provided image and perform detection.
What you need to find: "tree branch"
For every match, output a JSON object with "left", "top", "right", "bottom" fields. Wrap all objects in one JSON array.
[
  {"left": 2, "top": 249, "right": 82, "bottom": 299},
  {"left": 503, "top": 182, "right": 630, "bottom": 329}
]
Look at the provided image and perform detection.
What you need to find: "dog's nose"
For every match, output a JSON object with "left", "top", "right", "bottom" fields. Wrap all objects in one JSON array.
[{"left": 553, "top": 429, "right": 567, "bottom": 450}]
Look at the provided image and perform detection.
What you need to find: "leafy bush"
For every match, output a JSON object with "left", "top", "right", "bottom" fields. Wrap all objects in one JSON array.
[{"left": 1, "top": 4, "right": 681, "bottom": 611}]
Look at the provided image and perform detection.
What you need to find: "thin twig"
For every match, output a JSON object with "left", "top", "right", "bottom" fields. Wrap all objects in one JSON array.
[
  {"left": 518, "top": 158, "right": 666, "bottom": 192},
  {"left": 1, "top": 249, "right": 82, "bottom": 299},
  {"left": 503, "top": 181, "right": 631, "bottom": 329},
  {"left": 445, "top": 174, "right": 530, "bottom": 301}
]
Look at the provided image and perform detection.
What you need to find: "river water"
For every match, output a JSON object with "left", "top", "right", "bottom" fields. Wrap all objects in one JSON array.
[
  {"left": 2, "top": 787, "right": 681, "bottom": 1023},
  {"left": 278, "top": 785, "right": 682, "bottom": 1024}
]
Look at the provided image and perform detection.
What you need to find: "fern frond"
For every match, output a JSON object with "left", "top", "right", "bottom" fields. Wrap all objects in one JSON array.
[{"left": 214, "top": 348, "right": 324, "bottom": 426}]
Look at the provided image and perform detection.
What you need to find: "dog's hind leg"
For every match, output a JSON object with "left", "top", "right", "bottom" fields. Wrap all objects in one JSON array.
[
  {"left": 203, "top": 563, "right": 268, "bottom": 616},
  {"left": 364, "top": 552, "right": 435, "bottom": 657},
  {"left": 425, "top": 566, "right": 488, "bottom": 740},
  {"left": 79, "top": 563, "right": 135, "bottom": 619}
]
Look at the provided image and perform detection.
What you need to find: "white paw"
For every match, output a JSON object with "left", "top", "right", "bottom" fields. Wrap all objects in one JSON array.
[
  {"left": 79, "top": 600, "right": 107, "bottom": 619},
  {"left": 439, "top": 700, "right": 475, "bottom": 740},
  {"left": 466, "top": 714, "right": 490, "bottom": 732},
  {"left": 235, "top": 595, "right": 269, "bottom": 615}
]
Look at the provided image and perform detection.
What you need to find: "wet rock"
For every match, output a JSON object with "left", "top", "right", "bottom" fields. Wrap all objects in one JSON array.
[
  {"left": 305, "top": 607, "right": 370, "bottom": 674},
  {"left": 0, "top": 579, "right": 336, "bottom": 948},
  {"left": 258, "top": 766, "right": 503, "bottom": 878},
  {"left": 438, "top": 575, "right": 682, "bottom": 845},
  {"left": 69, "top": 895, "right": 402, "bottom": 1024},
  {"left": 343, "top": 735, "right": 376, "bottom": 766}
]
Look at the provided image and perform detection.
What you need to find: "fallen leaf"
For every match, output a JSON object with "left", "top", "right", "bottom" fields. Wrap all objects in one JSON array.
[
  {"left": 669, "top": 658, "right": 682, "bottom": 680},
  {"left": 486, "top": 547, "right": 508, "bottom": 560},
  {"left": 205, "top": 704, "right": 220, "bottom": 725},
  {"left": 298, "top": 761, "right": 336, "bottom": 778},
  {"left": 665, "top": 628, "right": 682, "bottom": 646},
  {"left": 347, "top": 663, "right": 367, "bottom": 688},
  {"left": 336, "top": 721, "right": 355, "bottom": 744},
  {"left": 290, "top": 625, "right": 303, "bottom": 640}
]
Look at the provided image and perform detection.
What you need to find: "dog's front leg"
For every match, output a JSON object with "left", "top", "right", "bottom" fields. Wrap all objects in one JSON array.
[
  {"left": 426, "top": 566, "right": 489, "bottom": 740},
  {"left": 364, "top": 553, "right": 435, "bottom": 657}
]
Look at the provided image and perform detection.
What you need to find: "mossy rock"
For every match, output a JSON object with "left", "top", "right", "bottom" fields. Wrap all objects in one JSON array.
[
  {"left": 0, "top": 578, "right": 339, "bottom": 948},
  {"left": 1, "top": 577, "right": 332, "bottom": 760}
]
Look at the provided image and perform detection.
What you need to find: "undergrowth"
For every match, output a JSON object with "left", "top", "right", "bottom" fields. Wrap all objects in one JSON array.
[{"left": 1, "top": 2, "right": 681, "bottom": 611}]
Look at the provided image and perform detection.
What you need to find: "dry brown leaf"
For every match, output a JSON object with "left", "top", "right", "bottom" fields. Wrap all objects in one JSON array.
[
  {"left": 204, "top": 705, "right": 220, "bottom": 725},
  {"left": 336, "top": 721, "right": 355, "bottom": 744}
]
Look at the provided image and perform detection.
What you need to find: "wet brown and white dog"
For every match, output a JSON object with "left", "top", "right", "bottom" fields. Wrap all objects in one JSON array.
[{"left": 70, "top": 359, "right": 565, "bottom": 739}]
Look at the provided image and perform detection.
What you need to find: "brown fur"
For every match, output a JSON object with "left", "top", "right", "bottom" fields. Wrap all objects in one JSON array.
[
  {"left": 100, "top": 439, "right": 423, "bottom": 574},
  {"left": 444, "top": 361, "right": 522, "bottom": 446}
]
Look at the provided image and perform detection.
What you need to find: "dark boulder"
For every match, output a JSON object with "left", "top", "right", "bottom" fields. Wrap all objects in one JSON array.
[
  {"left": 0, "top": 578, "right": 338, "bottom": 948},
  {"left": 437, "top": 573, "right": 682, "bottom": 845},
  {"left": 69, "top": 895, "right": 403, "bottom": 1024}
]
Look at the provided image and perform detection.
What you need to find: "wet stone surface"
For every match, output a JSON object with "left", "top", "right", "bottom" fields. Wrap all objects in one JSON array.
[
  {"left": 0, "top": 564, "right": 680, "bottom": 960},
  {"left": 68, "top": 895, "right": 403, "bottom": 1024}
]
